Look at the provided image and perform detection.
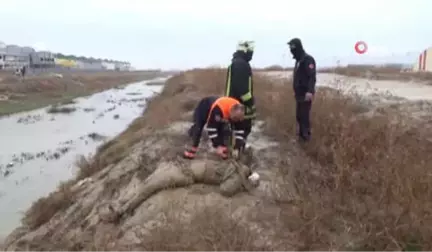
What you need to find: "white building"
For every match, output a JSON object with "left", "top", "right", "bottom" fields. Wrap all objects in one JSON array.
[
  {"left": 102, "top": 61, "right": 115, "bottom": 70},
  {"left": 413, "top": 47, "right": 432, "bottom": 72},
  {"left": 0, "top": 41, "right": 6, "bottom": 69},
  {"left": 115, "top": 62, "right": 131, "bottom": 71}
]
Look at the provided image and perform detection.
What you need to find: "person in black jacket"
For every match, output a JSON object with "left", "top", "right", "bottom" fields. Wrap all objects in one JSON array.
[
  {"left": 225, "top": 41, "right": 256, "bottom": 150},
  {"left": 287, "top": 38, "right": 316, "bottom": 142}
]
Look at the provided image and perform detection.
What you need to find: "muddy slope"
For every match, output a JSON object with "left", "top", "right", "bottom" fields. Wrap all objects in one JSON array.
[
  {"left": 2, "top": 119, "right": 298, "bottom": 250},
  {"left": 1, "top": 71, "right": 300, "bottom": 250},
  {"left": 3, "top": 69, "right": 431, "bottom": 250}
]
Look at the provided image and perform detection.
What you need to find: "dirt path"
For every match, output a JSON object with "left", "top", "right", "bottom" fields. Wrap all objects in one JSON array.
[{"left": 263, "top": 71, "right": 432, "bottom": 101}]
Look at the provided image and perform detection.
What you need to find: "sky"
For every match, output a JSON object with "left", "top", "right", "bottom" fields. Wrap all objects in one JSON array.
[{"left": 0, "top": 0, "right": 430, "bottom": 69}]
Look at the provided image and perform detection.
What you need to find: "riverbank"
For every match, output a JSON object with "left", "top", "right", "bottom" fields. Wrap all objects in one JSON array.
[
  {"left": 0, "top": 76, "right": 168, "bottom": 238},
  {"left": 2, "top": 69, "right": 432, "bottom": 250},
  {"left": 0, "top": 71, "right": 170, "bottom": 116},
  {"left": 320, "top": 66, "right": 432, "bottom": 84}
]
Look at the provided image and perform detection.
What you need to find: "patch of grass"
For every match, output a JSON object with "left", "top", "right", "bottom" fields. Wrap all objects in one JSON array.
[
  {"left": 113, "top": 203, "right": 267, "bottom": 251},
  {"left": 75, "top": 155, "right": 104, "bottom": 181},
  {"left": 22, "top": 181, "right": 76, "bottom": 230},
  {"left": 255, "top": 71, "right": 432, "bottom": 250},
  {"left": 0, "top": 92, "right": 82, "bottom": 116},
  {"left": 0, "top": 71, "right": 168, "bottom": 116},
  {"left": 58, "top": 99, "right": 76, "bottom": 105}
]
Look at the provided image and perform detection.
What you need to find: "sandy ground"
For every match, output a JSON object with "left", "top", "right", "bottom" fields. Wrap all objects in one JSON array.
[
  {"left": 0, "top": 77, "right": 167, "bottom": 237},
  {"left": 263, "top": 72, "right": 432, "bottom": 101}
]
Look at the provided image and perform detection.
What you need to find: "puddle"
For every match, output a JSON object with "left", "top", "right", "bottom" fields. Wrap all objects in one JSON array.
[{"left": 0, "top": 76, "right": 168, "bottom": 236}]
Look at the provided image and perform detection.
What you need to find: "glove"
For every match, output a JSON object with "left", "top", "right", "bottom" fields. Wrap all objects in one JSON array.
[
  {"left": 232, "top": 149, "right": 240, "bottom": 159},
  {"left": 215, "top": 146, "right": 228, "bottom": 159},
  {"left": 183, "top": 146, "right": 197, "bottom": 159}
]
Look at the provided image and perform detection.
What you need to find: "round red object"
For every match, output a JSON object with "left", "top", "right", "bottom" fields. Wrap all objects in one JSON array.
[{"left": 354, "top": 41, "right": 368, "bottom": 54}]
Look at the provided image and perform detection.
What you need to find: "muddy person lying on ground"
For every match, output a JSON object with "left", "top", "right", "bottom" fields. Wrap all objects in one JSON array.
[{"left": 109, "top": 157, "right": 259, "bottom": 220}]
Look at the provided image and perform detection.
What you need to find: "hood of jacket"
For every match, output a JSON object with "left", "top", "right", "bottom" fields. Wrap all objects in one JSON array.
[{"left": 287, "top": 38, "right": 305, "bottom": 60}]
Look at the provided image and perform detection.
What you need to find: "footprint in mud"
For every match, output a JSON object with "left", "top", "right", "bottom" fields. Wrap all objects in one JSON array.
[{"left": 113, "top": 114, "right": 120, "bottom": 119}]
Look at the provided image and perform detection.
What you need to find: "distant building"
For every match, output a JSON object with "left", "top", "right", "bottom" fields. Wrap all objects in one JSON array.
[
  {"left": 76, "top": 60, "right": 104, "bottom": 70},
  {"left": 0, "top": 44, "right": 35, "bottom": 69},
  {"left": 55, "top": 58, "right": 77, "bottom": 68},
  {"left": 0, "top": 40, "right": 132, "bottom": 71},
  {"left": 413, "top": 47, "right": 432, "bottom": 72},
  {"left": 0, "top": 41, "right": 6, "bottom": 69},
  {"left": 115, "top": 62, "right": 131, "bottom": 71},
  {"left": 30, "top": 51, "right": 55, "bottom": 68},
  {"left": 102, "top": 61, "right": 115, "bottom": 70}
]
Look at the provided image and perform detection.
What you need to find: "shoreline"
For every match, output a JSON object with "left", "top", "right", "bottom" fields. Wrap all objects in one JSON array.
[
  {"left": 0, "top": 76, "right": 167, "bottom": 238},
  {"left": 0, "top": 71, "right": 170, "bottom": 117}
]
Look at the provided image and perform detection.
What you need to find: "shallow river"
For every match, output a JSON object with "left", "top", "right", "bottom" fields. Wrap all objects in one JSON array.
[{"left": 0, "top": 77, "right": 167, "bottom": 237}]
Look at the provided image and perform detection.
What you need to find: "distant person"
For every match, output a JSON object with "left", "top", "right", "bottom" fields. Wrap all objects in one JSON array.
[
  {"left": 21, "top": 66, "right": 26, "bottom": 79},
  {"left": 287, "top": 38, "right": 317, "bottom": 142},
  {"left": 224, "top": 41, "right": 256, "bottom": 151},
  {"left": 183, "top": 96, "right": 246, "bottom": 160}
]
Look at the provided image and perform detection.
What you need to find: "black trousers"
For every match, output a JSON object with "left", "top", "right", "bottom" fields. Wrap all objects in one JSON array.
[
  {"left": 235, "top": 118, "right": 252, "bottom": 139},
  {"left": 295, "top": 100, "right": 312, "bottom": 141}
]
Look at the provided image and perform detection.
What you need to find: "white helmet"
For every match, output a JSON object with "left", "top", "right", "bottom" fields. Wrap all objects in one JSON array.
[{"left": 236, "top": 40, "right": 255, "bottom": 53}]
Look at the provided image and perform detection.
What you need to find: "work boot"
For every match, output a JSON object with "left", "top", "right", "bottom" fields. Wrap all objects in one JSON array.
[{"left": 183, "top": 146, "right": 198, "bottom": 159}]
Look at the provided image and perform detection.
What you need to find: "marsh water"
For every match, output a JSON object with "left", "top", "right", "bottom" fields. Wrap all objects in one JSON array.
[{"left": 0, "top": 77, "right": 167, "bottom": 237}]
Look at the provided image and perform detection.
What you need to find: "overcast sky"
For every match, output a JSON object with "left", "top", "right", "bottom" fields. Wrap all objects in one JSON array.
[{"left": 0, "top": 0, "right": 430, "bottom": 69}]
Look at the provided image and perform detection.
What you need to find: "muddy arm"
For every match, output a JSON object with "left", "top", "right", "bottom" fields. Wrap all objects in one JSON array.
[{"left": 219, "top": 161, "right": 255, "bottom": 197}]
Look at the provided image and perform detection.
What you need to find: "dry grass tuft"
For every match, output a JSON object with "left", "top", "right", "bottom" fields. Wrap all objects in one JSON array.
[
  {"left": 22, "top": 181, "right": 76, "bottom": 230},
  {"left": 256, "top": 70, "right": 432, "bottom": 250},
  {"left": 115, "top": 203, "right": 267, "bottom": 251},
  {"left": 75, "top": 155, "right": 104, "bottom": 181}
]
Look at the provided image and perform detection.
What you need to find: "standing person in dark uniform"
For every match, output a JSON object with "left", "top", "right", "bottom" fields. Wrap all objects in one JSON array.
[
  {"left": 287, "top": 38, "right": 316, "bottom": 142},
  {"left": 225, "top": 41, "right": 256, "bottom": 152}
]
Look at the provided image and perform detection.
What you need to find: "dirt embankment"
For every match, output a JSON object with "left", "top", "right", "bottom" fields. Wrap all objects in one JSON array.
[
  {"left": 320, "top": 66, "right": 432, "bottom": 84},
  {"left": 0, "top": 71, "right": 170, "bottom": 116},
  {"left": 2, "top": 69, "right": 432, "bottom": 250}
]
